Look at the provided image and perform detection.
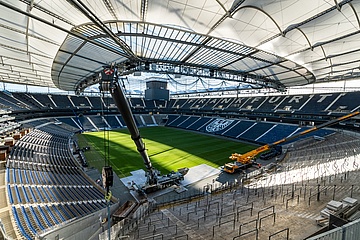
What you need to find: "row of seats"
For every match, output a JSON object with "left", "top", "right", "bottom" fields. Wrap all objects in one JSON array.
[
  {"left": 166, "top": 115, "right": 334, "bottom": 144},
  {"left": 56, "top": 114, "right": 157, "bottom": 131},
  {"left": 1, "top": 91, "right": 360, "bottom": 116},
  {"left": 8, "top": 184, "right": 103, "bottom": 204},
  {"left": 12, "top": 200, "right": 108, "bottom": 240},
  {"left": 6, "top": 123, "right": 111, "bottom": 239},
  {"left": 7, "top": 167, "right": 91, "bottom": 186},
  {"left": 57, "top": 115, "right": 126, "bottom": 131}
]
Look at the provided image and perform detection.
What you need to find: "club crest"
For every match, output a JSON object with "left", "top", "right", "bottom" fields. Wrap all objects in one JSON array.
[{"left": 206, "top": 119, "right": 234, "bottom": 132}]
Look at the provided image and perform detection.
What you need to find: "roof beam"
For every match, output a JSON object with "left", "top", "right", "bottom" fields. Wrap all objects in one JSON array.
[
  {"left": 311, "top": 47, "right": 360, "bottom": 64},
  {"left": 215, "top": 0, "right": 228, "bottom": 14},
  {"left": 283, "top": 0, "right": 352, "bottom": 35},
  {"left": 0, "top": 55, "right": 50, "bottom": 69},
  {"left": 68, "top": 0, "right": 139, "bottom": 62},
  {"left": 283, "top": 29, "right": 360, "bottom": 60},
  {"left": 181, "top": 1, "right": 246, "bottom": 64},
  {"left": 348, "top": 3, "right": 360, "bottom": 29},
  {"left": 0, "top": 1, "right": 130, "bottom": 59},
  {"left": 56, "top": 41, "right": 87, "bottom": 86},
  {"left": 102, "top": 0, "right": 118, "bottom": 20},
  {"left": 210, "top": 0, "right": 246, "bottom": 32},
  {"left": 0, "top": 63, "right": 49, "bottom": 76},
  {"left": 259, "top": 0, "right": 353, "bottom": 47},
  {"left": 0, "top": 43, "right": 53, "bottom": 59},
  {"left": 0, "top": 69, "right": 51, "bottom": 83},
  {"left": 0, "top": 23, "right": 59, "bottom": 45},
  {"left": 25, "top": 0, "right": 34, "bottom": 64},
  {"left": 58, "top": 49, "right": 105, "bottom": 65},
  {"left": 140, "top": 0, "right": 148, "bottom": 22},
  {"left": 235, "top": 6, "right": 283, "bottom": 35},
  {"left": 19, "top": 0, "right": 75, "bottom": 26}
]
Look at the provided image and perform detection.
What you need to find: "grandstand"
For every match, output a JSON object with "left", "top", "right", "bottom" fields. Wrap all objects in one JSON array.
[
  {"left": 2, "top": 1, "right": 360, "bottom": 240},
  {"left": 0, "top": 90, "right": 359, "bottom": 239}
]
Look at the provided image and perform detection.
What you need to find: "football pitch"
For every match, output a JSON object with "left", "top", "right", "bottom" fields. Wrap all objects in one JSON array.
[{"left": 77, "top": 126, "right": 256, "bottom": 177}]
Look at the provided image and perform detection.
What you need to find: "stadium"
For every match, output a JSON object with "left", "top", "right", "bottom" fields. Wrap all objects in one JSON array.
[{"left": 1, "top": 1, "right": 360, "bottom": 239}]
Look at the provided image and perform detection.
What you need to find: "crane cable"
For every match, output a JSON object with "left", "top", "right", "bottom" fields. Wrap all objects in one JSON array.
[{"left": 101, "top": 91, "right": 110, "bottom": 168}]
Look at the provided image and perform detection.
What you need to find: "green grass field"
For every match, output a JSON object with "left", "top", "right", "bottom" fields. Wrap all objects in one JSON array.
[{"left": 77, "top": 127, "right": 256, "bottom": 177}]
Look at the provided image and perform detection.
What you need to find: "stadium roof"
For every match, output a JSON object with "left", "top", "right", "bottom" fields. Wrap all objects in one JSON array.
[{"left": 1, "top": 0, "right": 360, "bottom": 93}]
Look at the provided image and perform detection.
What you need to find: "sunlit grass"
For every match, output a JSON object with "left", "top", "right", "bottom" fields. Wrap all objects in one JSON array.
[{"left": 77, "top": 127, "right": 256, "bottom": 177}]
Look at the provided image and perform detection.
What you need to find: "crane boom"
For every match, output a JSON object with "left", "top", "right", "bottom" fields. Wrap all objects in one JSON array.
[
  {"left": 225, "top": 111, "right": 360, "bottom": 173},
  {"left": 100, "top": 68, "right": 157, "bottom": 185},
  {"left": 100, "top": 66, "right": 188, "bottom": 193},
  {"left": 270, "top": 111, "right": 360, "bottom": 147}
]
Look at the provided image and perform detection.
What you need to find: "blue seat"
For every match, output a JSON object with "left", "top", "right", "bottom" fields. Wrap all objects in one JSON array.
[
  {"left": 45, "top": 205, "right": 59, "bottom": 225},
  {"left": 52, "top": 205, "right": 66, "bottom": 222},
  {"left": 22, "top": 186, "right": 30, "bottom": 203},
  {"left": 5, "top": 168, "right": 9, "bottom": 183},
  {"left": 21, "top": 206, "right": 37, "bottom": 234},
  {"left": 29, "top": 206, "right": 45, "bottom": 231},
  {"left": 12, "top": 206, "right": 32, "bottom": 240},
  {"left": 37, "top": 206, "right": 53, "bottom": 227},
  {"left": 14, "top": 185, "right": 22, "bottom": 203},
  {"left": 58, "top": 204, "right": 72, "bottom": 219},
  {"left": 7, "top": 185, "right": 13, "bottom": 204}
]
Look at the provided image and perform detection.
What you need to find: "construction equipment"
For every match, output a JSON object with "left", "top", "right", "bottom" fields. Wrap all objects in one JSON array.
[
  {"left": 224, "top": 111, "right": 360, "bottom": 173},
  {"left": 100, "top": 66, "right": 188, "bottom": 193}
]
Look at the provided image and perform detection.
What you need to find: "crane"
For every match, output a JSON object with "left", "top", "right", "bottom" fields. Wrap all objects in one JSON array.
[
  {"left": 223, "top": 111, "right": 360, "bottom": 174},
  {"left": 99, "top": 66, "right": 188, "bottom": 193}
]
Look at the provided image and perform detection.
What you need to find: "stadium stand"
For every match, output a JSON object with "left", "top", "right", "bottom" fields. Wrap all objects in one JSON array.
[
  {"left": 103, "top": 115, "right": 122, "bottom": 128},
  {"left": 87, "top": 96, "right": 104, "bottom": 109},
  {"left": 220, "top": 120, "right": 255, "bottom": 138},
  {"left": 295, "top": 93, "right": 339, "bottom": 114},
  {"left": 240, "top": 121, "right": 275, "bottom": 141},
  {"left": 256, "top": 124, "right": 299, "bottom": 143},
  {"left": 49, "top": 94, "right": 73, "bottom": 108},
  {"left": 326, "top": 92, "right": 360, "bottom": 113},
  {"left": 154, "top": 99, "right": 167, "bottom": 109},
  {"left": 31, "top": 93, "right": 55, "bottom": 109},
  {"left": 177, "top": 116, "right": 201, "bottom": 129},
  {"left": 169, "top": 98, "right": 188, "bottom": 109},
  {"left": 88, "top": 115, "right": 106, "bottom": 129},
  {"left": 11, "top": 92, "right": 44, "bottom": 110},
  {"left": 240, "top": 96, "right": 267, "bottom": 112},
  {"left": 0, "top": 90, "right": 359, "bottom": 240},
  {"left": 77, "top": 116, "right": 97, "bottom": 131},
  {"left": 189, "top": 98, "right": 209, "bottom": 109},
  {"left": 129, "top": 98, "right": 145, "bottom": 109},
  {"left": 56, "top": 117, "right": 82, "bottom": 131},
  {"left": 0, "top": 91, "right": 27, "bottom": 111},
  {"left": 195, "top": 117, "right": 222, "bottom": 132},
  {"left": 70, "top": 95, "right": 91, "bottom": 108},
  {"left": 4, "top": 124, "right": 113, "bottom": 239},
  {"left": 201, "top": 98, "right": 221, "bottom": 110},
  {"left": 0, "top": 92, "right": 359, "bottom": 131}
]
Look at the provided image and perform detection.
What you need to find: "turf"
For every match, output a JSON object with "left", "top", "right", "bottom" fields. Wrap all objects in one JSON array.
[{"left": 77, "top": 126, "right": 256, "bottom": 177}]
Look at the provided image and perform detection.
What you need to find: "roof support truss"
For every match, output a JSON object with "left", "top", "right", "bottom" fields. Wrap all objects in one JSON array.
[
  {"left": 68, "top": 0, "right": 139, "bottom": 61},
  {"left": 140, "top": 0, "right": 148, "bottom": 22},
  {"left": 102, "top": 0, "right": 118, "bottom": 20}
]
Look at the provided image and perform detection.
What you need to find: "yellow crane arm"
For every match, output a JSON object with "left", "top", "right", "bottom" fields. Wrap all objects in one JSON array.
[
  {"left": 228, "top": 111, "right": 360, "bottom": 165},
  {"left": 229, "top": 145, "right": 270, "bottom": 164}
]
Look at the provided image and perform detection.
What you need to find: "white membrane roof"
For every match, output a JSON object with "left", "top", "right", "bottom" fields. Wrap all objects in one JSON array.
[{"left": 1, "top": 0, "right": 360, "bottom": 92}]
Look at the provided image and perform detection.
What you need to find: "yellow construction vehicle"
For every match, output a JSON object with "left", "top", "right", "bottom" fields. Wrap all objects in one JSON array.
[{"left": 223, "top": 111, "right": 360, "bottom": 174}]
